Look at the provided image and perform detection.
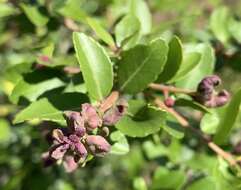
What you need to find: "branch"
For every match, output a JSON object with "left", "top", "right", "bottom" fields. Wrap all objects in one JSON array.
[
  {"left": 154, "top": 97, "right": 237, "bottom": 166},
  {"left": 149, "top": 83, "right": 196, "bottom": 96},
  {"left": 64, "top": 18, "right": 80, "bottom": 32}
]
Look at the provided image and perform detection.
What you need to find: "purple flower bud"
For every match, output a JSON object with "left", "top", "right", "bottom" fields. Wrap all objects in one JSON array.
[
  {"left": 64, "top": 111, "right": 86, "bottom": 136},
  {"left": 214, "top": 90, "right": 230, "bottom": 107},
  {"left": 205, "top": 90, "right": 230, "bottom": 108},
  {"left": 164, "top": 97, "right": 175, "bottom": 107},
  {"left": 103, "top": 99, "right": 128, "bottom": 126},
  {"left": 86, "top": 135, "right": 111, "bottom": 157},
  {"left": 68, "top": 134, "right": 88, "bottom": 159},
  {"left": 194, "top": 75, "right": 230, "bottom": 108},
  {"left": 75, "top": 126, "right": 86, "bottom": 137},
  {"left": 50, "top": 144, "right": 69, "bottom": 160},
  {"left": 196, "top": 75, "right": 221, "bottom": 102},
  {"left": 81, "top": 103, "right": 102, "bottom": 131},
  {"left": 63, "top": 155, "right": 78, "bottom": 173}
]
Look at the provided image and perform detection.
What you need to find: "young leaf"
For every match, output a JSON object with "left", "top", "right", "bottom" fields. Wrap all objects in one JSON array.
[
  {"left": 228, "top": 18, "right": 241, "bottom": 43},
  {"left": 0, "top": 3, "right": 17, "bottom": 18},
  {"left": 186, "top": 177, "right": 215, "bottom": 190},
  {"left": 176, "top": 43, "right": 215, "bottom": 89},
  {"left": 133, "top": 177, "right": 147, "bottom": 190},
  {"left": 114, "top": 14, "right": 140, "bottom": 48},
  {"left": 158, "top": 36, "right": 183, "bottom": 82},
  {"left": 110, "top": 131, "right": 129, "bottom": 155},
  {"left": 73, "top": 32, "right": 113, "bottom": 101},
  {"left": 214, "top": 88, "right": 241, "bottom": 145},
  {"left": 20, "top": 3, "right": 49, "bottom": 27},
  {"left": 175, "top": 98, "right": 210, "bottom": 113},
  {"left": 151, "top": 167, "right": 186, "bottom": 189},
  {"left": 10, "top": 78, "right": 65, "bottom": 104},
  {"left": 14, "top": 98, "right": 65, "bottom": 125},
  {"left": 0, "top": 119, "right": 11, "bottom": 144},
  {"left": 14, "top": 93, "right": 88, "bottom": 125},
  {"left": 210, "top": 6, "right": 231, "bottom": 45},
  {"left": 86, "top": 17, "right": 115, "bottom": 47},
  {"left": 116, "top": 100, "right": 166, "bottom": 137},
  {"left": 168, "top": 52, "right": 201, "bottom": 83},
  {"left": 118, "top": 39, "right": 168, "bottom": 94},
  {"left": 57, "top": 0, "right": 87, "bottom": 23},
  {"left": 163, "top": 114, "right": 185, "bottom": 139},
  {"left": 129, "top": 0, "right": 152, "bottom": 35}
]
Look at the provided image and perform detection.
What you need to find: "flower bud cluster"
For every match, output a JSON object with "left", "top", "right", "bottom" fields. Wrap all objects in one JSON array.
[
  {"left": 43, "top": 99, "right": 128, "bottom": 172},
  {"left": 193, "top": 75, "right": 230, "bottom": 108}
]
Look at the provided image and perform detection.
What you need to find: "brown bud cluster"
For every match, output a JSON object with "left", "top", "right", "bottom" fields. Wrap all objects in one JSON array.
[
  {"left": 193, "top": 75, "right": 230, "bottom": 108},
  {"left": 43, "top": 99, "right": 128, "bottom": 172}
]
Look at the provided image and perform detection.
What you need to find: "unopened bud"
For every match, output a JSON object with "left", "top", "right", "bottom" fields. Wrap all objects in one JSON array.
[
  {"left": 63, "top": 155, "right": 78, "bottom": 173},
  {"left": 64, "top": 111, "right": 85, "bottom": 134},
  {"left": 204, "top": 90, "right": 230, "bottom": 108},
  {"left": 164, "top": 97, "right": 175, "bottom": 107},
  {"left": 196, "top": 75, "right": 221, "bottom": 102},
  {"left": 68, "top": 134, "right": 88, "bottom": 159},
  {"left": 50, "top": 144, "right": 69, "bottom": 160},
  {"left": 81, "top": 103, "right": 102, "bottom": 131},
  {"left": 103, "top": 99, "right": 128, "bottom": 126},
  {"left": 86, "top": 135, "right": 111, "bottom": 157},
  {"left": 194, "top": 75, "right": 230, "bottom": 108}
]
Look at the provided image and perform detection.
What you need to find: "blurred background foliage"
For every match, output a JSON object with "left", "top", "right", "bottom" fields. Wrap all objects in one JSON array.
[{"left": 0, "top": 0, "right": 241, "bottom": 189}]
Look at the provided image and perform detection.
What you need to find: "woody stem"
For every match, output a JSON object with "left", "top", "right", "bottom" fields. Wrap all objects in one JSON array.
[
  {"left": 149, "top": 83, "right": 196, "bottom": 96},
  {"left": 154, "top": 97, "right": 237, "bottom": 166}
]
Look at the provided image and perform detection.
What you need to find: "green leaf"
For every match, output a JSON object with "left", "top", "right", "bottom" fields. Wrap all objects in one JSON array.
[
  {"left": 163, "top": 114, "right": 185, "bottom": 139},
  {"left": 0, "top": 119, "right": 11, "bottom": 144},
  {"left": 214, "top": 88, "right": 241, "bottom": 144},
  {"left": 201, "top": 110, "right": 222, "bottom": 134},
  {"left": 212, "top": 158, "right": 241, "bottom": 190},
  {"left": 175, "top": 98, "right": 210, "bottom": 113},
  {"left": 118, "top": 38, "right": 168, "bottom": 94},
  {"left": 86, "top": 17, "right": 115, "bottom": 47},
  {"left": 73, "top": 32, "right": 113, "bottom": 101},
  {"left": 158, "top": 36, "right": 183, "bottom": 82},
  {"left": 114, "top": 14, "right": 140, "bottom": 48},
  {"left": 0, "top": 3, "right": 17, "bottom": 18},
  {"left": 210, "top": 6, "right": 231, "bottom": 44},
  {"left": 116, "top": 100, "right": 166, "bottom": 137},
  {"left": 20, "top": 3, "right": 49, "bottom": 27},
  {"left": 57, "top": 0, "right": 87, "bottom": 23},
  {"left": 176, "top": 43, "right": 215, "bottom": 89},
  {"left": 151, "top": 167, "right": 186, "bottom": 189},
  {"left": 14, "top": 98, "right": 65, "bottom": 125},
  {"left": 186, "top": 177, "right": 216, "bottom": 190},
  {"left": 14, "top": 93, "right": 88, "bottom": 124},
  {"left": 41, "top": 42, "right": 55, "bottom": 57},
  {"left": 110, "top": 131, "right": 129, "bottom": 155},
  {"left": 10, "top": 78, "right": 65, "bottom": 104},
  {"left": 129, "top": 0, "right": 152, "bottom": 35},
  {"left": 168, "top": 52, "right": 201, "bottom": 83},
  {"left": 228, "top": 18, "right": 241, "bottom": 43},
  {"left": 133, "top": 177, "right": 147, "bottom": 190}
]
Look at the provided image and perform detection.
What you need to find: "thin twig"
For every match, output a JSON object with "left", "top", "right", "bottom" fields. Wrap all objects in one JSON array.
[
  {"left": 149, "top": 83, "right": 196, "bottom": 96},
  {"left": 154, "top": 97, "right": 237, "bottom": 166},
  {"left": 99, "top": 91, "right": 119, "bottom": 113},
  {"left": 64, "top": 18, "right": 80, "bottom": 31}
]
